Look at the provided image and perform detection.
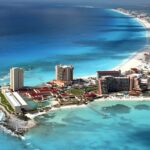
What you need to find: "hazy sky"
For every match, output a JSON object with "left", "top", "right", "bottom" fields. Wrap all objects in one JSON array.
[
  {"left": 0, "top": 0, "right": 150, "bottom": 10},
  {"left": 0, "top": 0, "right": 150, "bottom": 4}
]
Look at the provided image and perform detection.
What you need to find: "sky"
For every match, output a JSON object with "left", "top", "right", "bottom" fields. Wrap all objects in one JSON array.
[
  {"left": 0, "top": 0, "right": 150, "bottom": 5},
  {"left": 0, "top": 0, "right": 150, "bottom": 13}
]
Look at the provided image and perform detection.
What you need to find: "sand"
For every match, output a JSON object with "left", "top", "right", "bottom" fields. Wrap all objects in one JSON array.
[
  {"left": 23, "top": 9, "right": 150, "bottom": 119},
  {"left": 111, "top": 9, "right": 150, "bottom": 73}
]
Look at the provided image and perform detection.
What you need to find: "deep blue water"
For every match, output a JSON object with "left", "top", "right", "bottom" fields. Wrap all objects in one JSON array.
[
  {"left": 0, "top": 5, "right": 147, "bottom": 86},
  {"left": 0, "top": 3, "right": 149, "bottom": 150}
]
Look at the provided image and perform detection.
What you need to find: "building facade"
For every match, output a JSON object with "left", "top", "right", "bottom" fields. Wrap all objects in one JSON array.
[
  {"left": 10, "top": 67, "right": 24, "bottom": 91},
  {"left": 97, "top": 70, "right": 121, "bottom": 78},
  {"left": 55, "top": 65, "right": 74, "bottom": 83},
  {"left": 129, "top": 77, "right": 140, "bottom": 91},
  {"left": 98, "top": 76, "right": 130, "bottom": 95},
  {"left": 4, "top": 91, "right": 29, "bottom": 113}
]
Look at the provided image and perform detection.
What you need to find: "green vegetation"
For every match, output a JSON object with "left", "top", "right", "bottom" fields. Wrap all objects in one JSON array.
[
  {"left": 66, "top": 85, "right": 98, "bottom": 96},
  {"left": 67, "top": 88, "right": 84, "bottom": 96},
  {"left": 0, "top": 92, "right": 14, "bottom": 113},
  {"left": 83, "top": 85, "right": 98, "bottom": 92}
]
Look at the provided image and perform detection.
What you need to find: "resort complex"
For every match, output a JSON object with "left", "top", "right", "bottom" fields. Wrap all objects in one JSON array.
[
  {"left": 0, "top": 6, "right": 150, "bottom": 141},
  {"left": 1, "top": 49, "right": 150, "bottom": 118}
]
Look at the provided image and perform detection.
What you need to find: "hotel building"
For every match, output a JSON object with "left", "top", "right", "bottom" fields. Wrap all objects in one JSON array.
[
  {"left": 97, "top": 70, "right": 121, "bottom": 78},
  {"left": 129, "top": 77, "right": 141, "bottom": 91},
  {"left": 98, "top": 76, "right": 130, "bottom": 95},
  {"left": 10, "top": 67, "right": 24, "bottom": 91},
  {"left": 55, "top": 65, "right": 74, "bottom": 83}
]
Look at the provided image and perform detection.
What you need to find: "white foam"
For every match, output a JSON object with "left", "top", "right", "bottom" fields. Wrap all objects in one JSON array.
[
  {"left": 76, "top": 5, "right": 95, "bottom": 9},
  {"left": 0, "top": 110, "right": 5, "bottom": 122},
  {"left": 0, "top": 125, "right": 20, "bottom": 138}
]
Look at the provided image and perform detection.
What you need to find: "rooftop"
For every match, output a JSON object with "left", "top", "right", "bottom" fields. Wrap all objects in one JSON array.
[
  {"left": 56, "top": 64, "right": 73, "bottom": 68},
  {"left": 97, "top": 70, "right": 120, "bottom": 74}
]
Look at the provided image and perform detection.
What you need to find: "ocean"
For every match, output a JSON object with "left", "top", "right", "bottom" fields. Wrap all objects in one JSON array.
[
  {"left": 0, "top": 2, "right": 149, "bottom": 150},
  {"left": 0, "top": 4, "right": 146, "bottom": 86},
  {"left": 1, "top": 100, "right": 150, "bottom": 150}
]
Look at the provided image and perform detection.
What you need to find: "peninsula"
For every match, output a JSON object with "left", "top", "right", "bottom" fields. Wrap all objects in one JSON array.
[{"left": 0, "top": 8, "right": 150, "bottom": 136}]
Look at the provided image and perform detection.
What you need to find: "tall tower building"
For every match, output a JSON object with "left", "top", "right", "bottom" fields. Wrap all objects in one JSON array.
[
  {"left": 10, "top": 67, "right": 24, "bottom": 91},
  {"left": 55, "top": 65, "right": 74, "bottom": 82}
]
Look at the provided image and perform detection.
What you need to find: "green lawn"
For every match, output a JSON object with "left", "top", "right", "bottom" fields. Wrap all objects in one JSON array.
[
  {"left": 84, "top": 85, "right": 98, "bottom": 92},
  {"left": 66, "top": 85, "right": 98, "bottom": 96},
  {"left": 0, "top": 92, "right": 14, "bottom": 113},
  {"left": 67, "top": 88, "right": 84, "bottom": 96}
]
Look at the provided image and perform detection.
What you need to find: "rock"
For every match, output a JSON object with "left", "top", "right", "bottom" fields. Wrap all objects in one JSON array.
[
  {"left": 102, "top": 104, "right": 131, "bottom": 115},
  {"left": 135, "top": 104, "right": 150, "bottom": 110}
]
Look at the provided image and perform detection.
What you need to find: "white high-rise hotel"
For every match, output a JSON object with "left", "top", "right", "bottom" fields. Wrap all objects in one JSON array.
[{"left": 10, "top": 67, "right": 24, "bottom": 91}]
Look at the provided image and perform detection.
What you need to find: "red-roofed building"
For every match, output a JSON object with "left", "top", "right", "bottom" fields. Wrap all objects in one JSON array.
[{"left": 84, "top": 92, "right": 97, "bottom": 98}]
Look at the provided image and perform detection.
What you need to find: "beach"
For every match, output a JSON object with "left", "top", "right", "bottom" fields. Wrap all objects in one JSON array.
[
  {"left": 112, "top": 9, "right": 150, "bottom": 73},
  {"left": 75, "top": 8, "right": 150, "bottom": 78},
  {"left": 1, "top": 8, "right": 149, "bottom": 121},
  {"left": 0, "top": 7, "right": 146, "bottom": 86},
  {"left": 0, "top": 5, "right": 150, "bottom": 150}
]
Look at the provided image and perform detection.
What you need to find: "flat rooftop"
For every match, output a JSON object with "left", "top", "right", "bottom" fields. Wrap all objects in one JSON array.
[
  {"left": 13, "top": 92, "right": 28, "bottom": 106},
  {"left": 5, "top": 92, "right": 21, "bottom": 107},
  {"left": 5, "top": 92, "right": 28, "bottom": 107}
]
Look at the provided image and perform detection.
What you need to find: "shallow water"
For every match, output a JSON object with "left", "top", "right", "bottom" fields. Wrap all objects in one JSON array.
[
  {"left": 0, "top": 3, "right": 149, "bottom": 150},
  {"left": 20, "top": 101, "right": 150, "bottom": 150},
  {"left": 1, "top": 100, "right": 150, "bottom": 150}
]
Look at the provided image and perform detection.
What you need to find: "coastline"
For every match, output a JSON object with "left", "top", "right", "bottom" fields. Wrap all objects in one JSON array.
[
  {"left": 95, "top": 97, "right": 150, "bottom": 102},
  {"left": 1, "top": 7, "right": 150, "bottom": 135},
  {"left": 20, "top": 9, "right": 150, "bottom": 120},
  {"left": 38, "top": 9, "right": 150, "bottom": 114},
  {"left": 75, "top": 8, "right": 150, "bottom": 78},
  {"left": 111, "top": 8, "right": 150, "bottom": 73},
  {"left": 26, "top": 104, "right": 87, "bottom": 119},
  {"left": 26, "top": 96, "right": 150, "bottom": 119}
]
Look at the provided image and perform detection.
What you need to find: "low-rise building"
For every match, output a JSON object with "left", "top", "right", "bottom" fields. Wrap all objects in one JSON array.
[
  {"left": 97, "top": 70, "right": 121, "bottom": 78},
  {"left": 4, "top": 92, "right": 21, "bottom": 113},
  {"left": 3, "top": 91, "right": 29, "bottom": 113}
]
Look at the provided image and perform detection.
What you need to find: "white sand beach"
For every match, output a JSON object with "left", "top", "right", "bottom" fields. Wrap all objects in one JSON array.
[
  {"left": 26, "top": 104, "right": 87, "bottom": 119},
  {"left": 95, "top": 96, "right": 150, "bottom": 102},
  {"left": 111, "top": 9, "right": 150, "bottom": 73},
  {"left": 23, "top": 9, "right": 150, "bottom": 119}
]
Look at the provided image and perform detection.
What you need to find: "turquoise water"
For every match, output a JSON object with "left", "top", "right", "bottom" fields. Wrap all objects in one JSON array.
[
  {"left": 0, "top": 4, "right": 149, "bottom": 150},
  {"left": 0, "top": 6, "right": 147, "bottom": 86},
  {"left": 26, "top": 101, "right": 150, "bottom": 150},
  {"left": 25, "top": 99, "right": 50, "bottom": 110},
  {"left": 1, "top": 100, "right": 150, "bottom": 150}
]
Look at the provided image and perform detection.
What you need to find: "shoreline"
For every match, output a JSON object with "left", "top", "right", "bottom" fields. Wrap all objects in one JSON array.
[
  {"left": 15, "top": 8, "right": 150, "bottom": 120},
  {"left": 1, "top": 7, "right": 150, "bottom": 136},
  {"left": 26, "top": 104, "right": 87, "bottom": 119},
  {"left": 95, "top": 97, "right": 150, "bottom": 102},
  {"left": 26, "top": 96, "right": 150, "bottom": 119},
  {"left": 111, "top": 8, "right": 150, "bottom": 73},
  {"left": 0, "top": 9, "right": 149, "bottom": 84}
]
